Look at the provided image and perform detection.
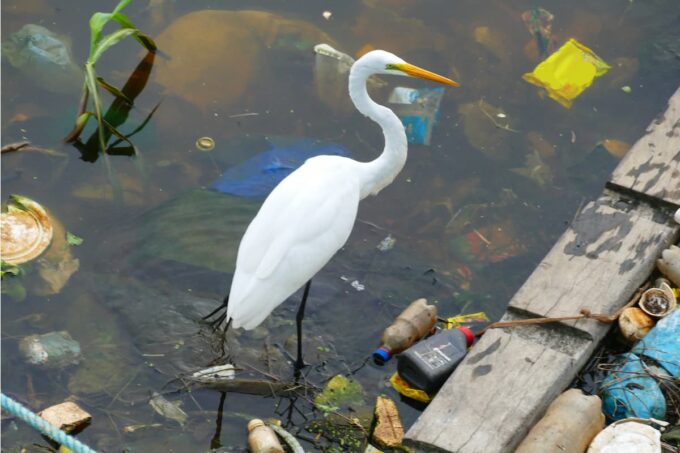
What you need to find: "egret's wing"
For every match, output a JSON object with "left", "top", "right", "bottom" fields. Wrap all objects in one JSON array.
[{"left": 227, "top": 156, "right": 361, "bottom": 329}]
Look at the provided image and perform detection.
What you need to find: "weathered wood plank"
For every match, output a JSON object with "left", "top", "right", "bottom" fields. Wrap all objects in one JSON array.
[
  {"left": 508, "top": 191, "right": 678, "bottom": 340},
  {"left": 404, "top": 192, "right": 678, "bottom": 452},
  {"left": 609, "top": 87, "right": 680, "bottom": 206},
  {"left": 404, "top": 323, "right": 594, "bottom": 453}
]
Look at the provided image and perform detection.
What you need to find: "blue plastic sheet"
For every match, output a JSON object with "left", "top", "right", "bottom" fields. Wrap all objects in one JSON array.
[
  {"left": 632, "top": 308, "right": 680, "bottom": 377},
  {"left": 210, "top": 139, "right": 349, "bottom": 198}
]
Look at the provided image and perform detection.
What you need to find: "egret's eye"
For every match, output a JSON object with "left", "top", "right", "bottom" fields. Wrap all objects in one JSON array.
[{"left": 385, "top": 63, "right": 399, "bottom": 70}]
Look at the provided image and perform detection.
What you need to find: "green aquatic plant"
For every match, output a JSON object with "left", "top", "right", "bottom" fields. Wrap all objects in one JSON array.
[{"left": 65, "top": 0, "right": 156, "bottom": 154}]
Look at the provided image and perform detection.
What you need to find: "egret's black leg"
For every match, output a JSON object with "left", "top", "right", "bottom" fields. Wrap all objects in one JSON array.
[
  {"left": 295, "top": 280, "right": 312, "bottom": 372},
  {"left": 203, "top": 295, "right": 230, "bottom": 333}
]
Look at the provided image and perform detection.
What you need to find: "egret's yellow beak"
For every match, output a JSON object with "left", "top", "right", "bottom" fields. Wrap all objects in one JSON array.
[{"left": 394, "top": 63, "right": 460, "bottom": 87}]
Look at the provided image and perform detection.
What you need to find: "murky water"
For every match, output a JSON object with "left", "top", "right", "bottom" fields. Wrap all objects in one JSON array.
[{"left": 2, "top": 0, "right": 679, "bottom": 451}]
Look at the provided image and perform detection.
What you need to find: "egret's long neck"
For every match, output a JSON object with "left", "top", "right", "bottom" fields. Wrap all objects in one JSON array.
[{"left": 349, "top": 67, "right": 408, "bottom": 199}]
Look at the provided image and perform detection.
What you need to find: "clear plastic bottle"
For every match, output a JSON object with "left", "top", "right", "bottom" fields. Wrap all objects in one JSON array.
[
  {"left": 373, "top": 298, "right": 437, "bottom": 364},
  {"left": 247, "top": 419, "right": 284, "bottom": 453},
  {"left": 397, "top": 327, "right": 474, "bottom": 393}
]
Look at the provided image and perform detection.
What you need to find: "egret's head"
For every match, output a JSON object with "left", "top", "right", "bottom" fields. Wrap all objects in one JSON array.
[{"left": 358, "top": 50, "right": 459, "bottom": 87}]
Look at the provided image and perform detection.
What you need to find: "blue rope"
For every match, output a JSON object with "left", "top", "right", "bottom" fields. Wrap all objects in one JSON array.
[{"left": 1, "top": 393, "right": 97, "bottom": 453}]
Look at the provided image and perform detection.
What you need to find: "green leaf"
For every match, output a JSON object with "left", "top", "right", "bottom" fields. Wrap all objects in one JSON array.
[
  {"left": 96, "top": 77, "right": 132, "bottom": 104},
  {"left": 111, "top": 13, "right": 157, "bottom": 52},
  {"left": 89, "top": 12, "right": 112, "bottom": 56},
  {"left": 111, "top": 0, "right": 133, "bottom": 16},
  {"left": 91, "top": 28, "right": 138, "bottom": 64},
  {"left": 1, "top": 260, "right": 22, "bottom": 278},
  {"left": 64, "top": 112, "right": 94, "bottom": 143},
  {"left": 66, "top": 232, "right": 84, "bottom": 246}
]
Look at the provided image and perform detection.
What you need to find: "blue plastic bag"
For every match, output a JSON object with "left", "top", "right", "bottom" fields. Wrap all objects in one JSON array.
[
  {"left": 600, "top": 352, "right": 667, "bottom": 421},
  {"left": 210, "top": 139, "right": 349, "bottom": 198},
  {"left": 632, "top": 308, "right": 680, "bottom": 377}
]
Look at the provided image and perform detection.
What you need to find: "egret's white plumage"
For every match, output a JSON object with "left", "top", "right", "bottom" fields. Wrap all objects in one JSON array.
[{"left": 225, "top": 50, "right": 457, "bottom": 330}]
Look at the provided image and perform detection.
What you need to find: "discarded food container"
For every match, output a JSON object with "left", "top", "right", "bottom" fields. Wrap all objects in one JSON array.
[
  {"left": 1, "top": 194, "right": 80, "bottom": 296},
  {"left": 523, "top": 38, "right": 611, "bottom": 108},
  {"left": 19, "top": 331, "right": 81, "bottom": 369},
  {"left": 515, "top": 389, "right": 604, "bottom": 453},
  {"left": 373, "top": 298, "right": 437, "bottom": 364},
  {"left": 600, "top": 352, "right": 666, "bottom": 421},
  {"left": 247, "top": 418, "right": 284, "bottom": 453},
  {"left": 210, "top": 138, "right": 349, "bottom": 198},
  {"left": 638, "top": 282, "right": 676, "bottom": 317},
  {"left": 587, "top": 418, "right": 661, "bottom": 453},
  {"left": 1, "top": 24, "right": 82, "bottom": 94},
  {"left": 396, "top": 327, "right": 474, "bottom": 394},
  {"left": 657, "top": 245, "right": 680, "bottom": 287},
  {"left": 1, "top": 195, "right": 54, "bottom": 265},
  {"left": 632, "top": 307, "right": 680, "bottom": 378},
  {"left": 618, "top": 307, "right": 655, "bottom": 343},
  {"left": 388, "top": 87, "right": 445, "bottom": 145},
  {"left": 39, "top": 401, "right": 92, "bottom": 434}
]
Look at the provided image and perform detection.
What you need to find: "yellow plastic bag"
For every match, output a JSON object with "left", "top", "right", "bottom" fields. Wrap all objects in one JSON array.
[
  {"left": 523, "top": 38, "right": 610, "bottom": 108},
  {"left": 389, "top": 372, "right": 432, "bottom": 403},
  {"left": 442, "top": 311, "right": 490, "bottom": 330}
]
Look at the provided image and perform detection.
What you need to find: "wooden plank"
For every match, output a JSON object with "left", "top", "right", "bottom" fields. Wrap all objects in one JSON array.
[
  {"left": 404, "top": 323, "right": 594, "bottom": 453},
  {"left": 404, "top": 193, "right": 678, "bottom": 452},
  {"left": 609, "top": 87, "right": 680, "bottom": 206},
  {"left": 508, "top": 191, "right": 678, "bottom": 341}
]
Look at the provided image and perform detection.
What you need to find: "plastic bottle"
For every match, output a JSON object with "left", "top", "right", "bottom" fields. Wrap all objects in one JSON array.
[
  {"left": 515, "top": 389, "right": 604, "bottom": 453},
  {"left": 396, "top": 327, "right": 474, "bottom": 394},
  {"left": 373, "top": 298, "right": 437, "bottom": 364},
  {"left": 247, "top": 419, "right": 284, "bottom": 453}
]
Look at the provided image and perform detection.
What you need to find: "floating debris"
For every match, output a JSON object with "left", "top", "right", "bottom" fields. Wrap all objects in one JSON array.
[
  {"left": 523, "top": 38, "right": 611, "bottom": 108},
  {"left": 189, "top": 364, "right": 236, "bottom": 384},
  {"left": 248, "top": 419, "right": 284, "bottom": 453},
  {"left": 195, "top": 136, "right": 215, "bottom": 151},
  {"left": 351, "top": 280, "right": 365, "bottom": 291},
  {"left": 314, "top": 375, "right": 365, "bottom": 412},
  {"left": 1, "top": 195, "right": 54, "bottom": 265},
  {"left": 377, "top": 234, "right": 396, "bottom": 252},
  {"left": 19, "top": 331, "right": 81, "bottom": 369},
  {"left": 38, "top": 401, "right": 91, "bottom": 434},
  {"left": 638, "top": 282, "right": 676, "bottom": 318},
  {"left": 372, "top": 396, "right": 404, "bottom": 449},
  {"left": 1, "top": 24, "right": 82, "bottom": 94},
  {"left": 322, "top": 10, "right": 332, "bottom": 20},
  {"left": 599, "top": 139, "right": 631, "bottom": 159},
  {"left": 521, "top": 7, "right": 555, "bottom": 58},
  {"left": 149, "top": 392, "right": 187, "bottom": 426},
  {"left": 618, "top": 307, "right": 654, "bottom": 343}
]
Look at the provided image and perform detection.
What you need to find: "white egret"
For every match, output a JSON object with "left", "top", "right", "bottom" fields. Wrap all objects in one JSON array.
[{"left": 205, "top": 50, "right": 458, "bottom": 369}]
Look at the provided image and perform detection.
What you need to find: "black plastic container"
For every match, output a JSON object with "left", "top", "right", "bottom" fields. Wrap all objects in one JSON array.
[{"left": 397, "top": 327, "right": 475, "bottom": 394}]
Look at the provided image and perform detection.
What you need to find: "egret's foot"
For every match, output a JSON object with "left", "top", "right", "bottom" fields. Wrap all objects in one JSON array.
[{"left": 203, "top": 296, "right": 229, "bottom": 333}]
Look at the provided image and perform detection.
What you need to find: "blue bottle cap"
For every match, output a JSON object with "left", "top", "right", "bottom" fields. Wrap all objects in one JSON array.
[{"left": 372, "top": 346, "right": 393, "bottom": 364}]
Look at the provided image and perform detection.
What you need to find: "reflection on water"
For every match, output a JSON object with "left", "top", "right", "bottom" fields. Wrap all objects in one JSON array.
[{"left": 2, "top": 0, "right": 679, "bottom": 451}]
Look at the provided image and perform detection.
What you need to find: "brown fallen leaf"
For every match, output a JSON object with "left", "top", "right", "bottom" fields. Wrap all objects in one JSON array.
[{"left": 600, "top": 139, "right": 631, "bottom": 159}]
